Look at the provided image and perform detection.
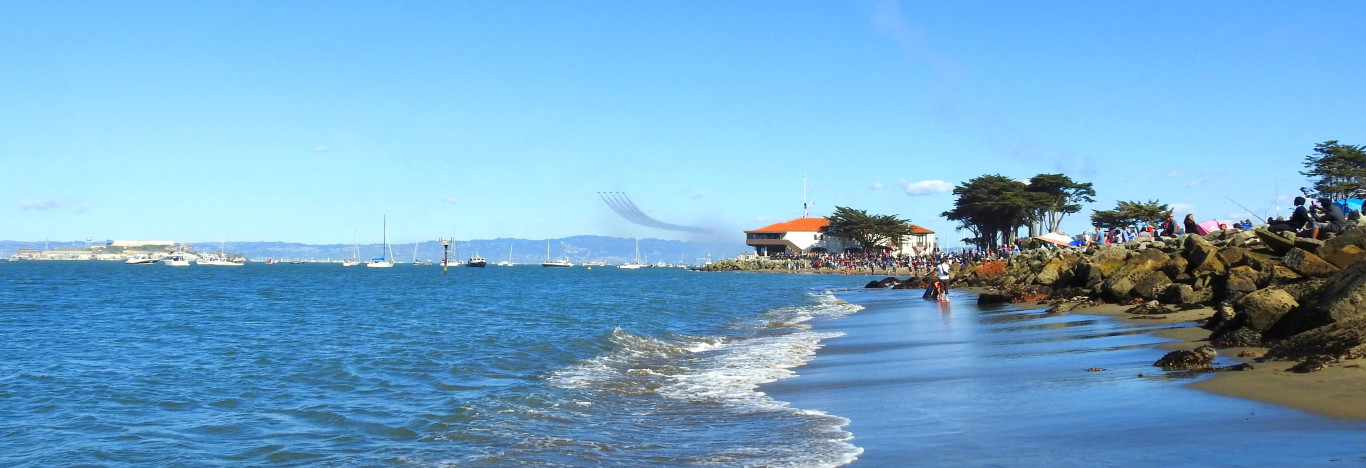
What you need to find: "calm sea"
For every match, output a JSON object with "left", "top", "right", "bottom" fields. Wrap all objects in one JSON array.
[{"left": 0, "top": 262, "right": 860, "bottom": 466}]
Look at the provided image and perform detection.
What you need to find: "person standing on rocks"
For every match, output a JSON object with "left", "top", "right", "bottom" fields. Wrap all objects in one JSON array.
[{"left": 1183, "top": 214, "right": 1199, "bottom": 235}]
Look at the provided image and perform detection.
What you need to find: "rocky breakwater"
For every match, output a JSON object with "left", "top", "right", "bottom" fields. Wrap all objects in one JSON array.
[{"left": 954, "top": 226, "right": 1366, "bottom": 374}]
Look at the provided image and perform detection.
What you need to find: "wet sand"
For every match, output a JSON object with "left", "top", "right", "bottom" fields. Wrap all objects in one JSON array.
[
  {"left": 764, "top": 288, "right": 1366, "bottom": 466},
  {"left": 1073, "top": 302, "right": 1366, "bottom": 421}
]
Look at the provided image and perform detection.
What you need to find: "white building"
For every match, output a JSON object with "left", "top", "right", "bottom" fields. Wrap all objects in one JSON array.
[
  {"left": 108, "top": 240, "right": 176, "bottom": 248},
  {"left": 744, "top": 217, "right": 937, "bottom": 256}
]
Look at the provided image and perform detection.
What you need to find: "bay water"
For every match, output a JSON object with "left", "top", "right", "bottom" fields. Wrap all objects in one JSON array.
[
  {"left": 4, "top": 262, "right": 1364, "bottom": 466},
  {"left": 1, "top": 262, "right": 858, "bottom": 466}
]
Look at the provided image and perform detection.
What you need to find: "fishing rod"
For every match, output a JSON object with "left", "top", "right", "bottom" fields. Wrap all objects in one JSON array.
[{"left": 1224, "top": 196, "right": 1265, "bottom": 223}]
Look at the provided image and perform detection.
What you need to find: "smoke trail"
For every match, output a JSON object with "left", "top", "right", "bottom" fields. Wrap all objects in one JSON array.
[{"left": 598, "top": 192, "right": 711, "bottom": 233}]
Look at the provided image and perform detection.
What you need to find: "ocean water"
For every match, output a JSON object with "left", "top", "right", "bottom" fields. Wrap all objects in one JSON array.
[
  {"left": 6, "top": 262, "right": 1364, "bottom": 467},
  {"left": 0, "top": 262, "right": 859, "bottom": 466}
]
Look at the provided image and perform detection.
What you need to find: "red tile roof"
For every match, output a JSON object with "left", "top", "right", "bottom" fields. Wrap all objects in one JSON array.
[
  {"left": 746, "top": 217, "right": 829, "bottom": 233},
  {"left": 746, "top": 218, "right": 935, "bottom": 234}
]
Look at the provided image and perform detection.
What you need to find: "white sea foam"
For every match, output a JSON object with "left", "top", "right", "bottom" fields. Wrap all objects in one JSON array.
[{"left": 548, "top": 294, "right": 865, "bottom": 467}]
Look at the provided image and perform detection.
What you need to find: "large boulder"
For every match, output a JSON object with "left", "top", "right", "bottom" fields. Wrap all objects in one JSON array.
[
  {"left": 1268, "top": 261, "right": 1366, "bottom": 339},
  {"left": 1283, "top": 248, "right": 1340, "bottom": 278},
  {"left": 1225, "top": 265, "right": 1260, "bottom": 294},
  {"left": 1235, "top": 287, "right": 1299, "bottom": 332},
  {"left": 1092, "top": 246, "right": 1130, "bottom": 277},
  {"left": 1254, "top": 228, "right": 1297, "bottom": 255},
  {"left": 1154, "top": 346, "right": 1217, "bottom": 371},
  {"left": 1160, "top": 283, "right": 1201, "bottom": 305},
  {"left": 1266, "top": 316, "right": 1366, "bottom": 362},
  {"left": 1318, "top": 224, "right": 1366, "bottom": 268},
  {"left": 1183, "top": 234, "right": 1220, "bottom": 273},
  {"left": 1217, "top": 247, "right": 1251, "bottom": 268},
  {"left": 1132, "top": 271, "right": 1174, "bottom": 300}
]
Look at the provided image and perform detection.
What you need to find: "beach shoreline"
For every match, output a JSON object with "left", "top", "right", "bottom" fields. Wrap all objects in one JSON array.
[{"left": 1040, "top": 300, "right": 1366, "bottom": 421}]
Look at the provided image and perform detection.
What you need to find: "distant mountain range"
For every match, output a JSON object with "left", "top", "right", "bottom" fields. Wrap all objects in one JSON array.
[{"left": 0, "top": 236, "right": 741, "bottom": 265}]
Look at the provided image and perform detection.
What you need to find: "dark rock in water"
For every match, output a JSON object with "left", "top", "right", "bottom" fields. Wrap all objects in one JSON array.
[
  {"left": 865, "top": 280, "right": 888, "bottom": 289},
  {"left": 1269, "top": 261, "right": 1366, "bottom": 339},
  {"left": 1255, "top": 228, "right": 1297, "bottom": 255},
  {"left": 1234, "top": 287, "right": 1298, "bottom": 332},
  {"left": 1267, "top": 316, "right": 1366, "bottom": 362},
  {"left": 1283, "top": 248, "right": 1339, "bottom": 278},
  {"left": 1210, "top": 326, "right": 1263, "bottom": 348},
  {"left": 1154, "top": 346, "right": 1217, "bottom": 371},
  {"left": 892, "top": 276, "right": 931, "bottom": 289}
]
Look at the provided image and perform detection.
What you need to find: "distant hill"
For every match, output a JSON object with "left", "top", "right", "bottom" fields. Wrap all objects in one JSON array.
[{"left": 1, "top": 236, "right": 742, "bottom": 264}]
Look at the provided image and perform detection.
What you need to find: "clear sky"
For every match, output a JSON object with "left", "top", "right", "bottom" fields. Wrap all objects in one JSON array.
[{"left": 4, "top": 1, "right": 1364, "bottom": 248}]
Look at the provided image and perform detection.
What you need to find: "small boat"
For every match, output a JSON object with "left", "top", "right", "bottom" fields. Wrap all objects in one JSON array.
[
  {"left": 366, "top": 216, "right": 395, "bottom": 268},
  {"left": 125, "top": 255, "right": 159, "bottom": 265},
  {"left": 496, "top": 244, "right": 515, "bottom": 266},
  {"left": 540, "top": 240, "right": 573, "bottom": 267},
  {"left": 343, "top": 230, "right": 362, "bottom": 266},
  {"left": 466, "top": 255, "right": 487, "bottom": 268},
  {"left": 618, "top": 237, "right": 647, "bottom": 269},
  {"left": 163, "top": 254, "right": 191, "bottom": 267}
]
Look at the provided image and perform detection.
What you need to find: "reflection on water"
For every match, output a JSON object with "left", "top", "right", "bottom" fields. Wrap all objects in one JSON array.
[{"left": 766, "top": 287, "right": 1366, "bottom": 466}]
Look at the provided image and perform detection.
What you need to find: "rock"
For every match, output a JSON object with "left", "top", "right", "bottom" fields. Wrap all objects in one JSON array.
[
  {"left": 1202, "top": 303, "right": 1236, "bottom": 330},
  {"left": 1126, "top": 300, "right": 1171, "bottom": 315},
  {"left": 1283, "top": 248, "right": 1340, "bottom": 277},
  {"left": 1268, "top": 260, "right": 1366, "bottom": 339},
  {"left": 1318, "top": 224, "right": 1366, "bottom": 268},
  {"left": 1210, "top": 326, "right": 1263, "bottom": 348},
  {"left": 1035, "top": 257, "right": 1064, "bottom": 286},
  {"left": 891, "top": 276, "right": 931, "bottom": 289},
  {"left": 1225, "top": 265, "right": 1260, "bottom": 293},
  {"left": 1092, "top": 247, "right": 1130, "bottom": 277},
  {"left": 1160, "top": 283, "right": 1198, "bottom": 305},
  {"left": 1153, "top": 346, "right": 1217, "bottom": 371},
  {"left": 1259, "top": 265, "right": 1301, "bottom": 287},
  {"left": 1234, "top": 288, "right": 1298, "bottom": 332},
  {"left": 1183, "top": 235, "right": 1219, "bottom": 272},
  {"left": 1217, "top": 247, "right": 1251, "bottom": 268},
  {"left": 1132, "top": 271, "right": 1173, "bottom": 300},
  {"left": 1294, "top": 237, "right": 1325, "bottom": 254},
  {"left": 1321, "top": 244, "right": 1366, "bottom": 270},
  {"left": 1288, "top": 357, "right": 1333, "bottom": 373},
  {"left": 1254, "top": 227, "right": 1297, "bottom": 255},
  {"left": 1267, "top": 316, "right": 1366, "bottom": 362}
]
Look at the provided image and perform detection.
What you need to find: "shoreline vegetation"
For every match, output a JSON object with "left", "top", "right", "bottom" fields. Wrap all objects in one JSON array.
[{"left": 708, "top": 227, "right": 1366, "bottom": 421}]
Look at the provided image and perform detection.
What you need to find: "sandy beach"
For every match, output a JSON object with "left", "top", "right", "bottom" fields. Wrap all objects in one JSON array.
[
  {"left": 764, "top": 286, "right": 1366, "bottom": 466},
  {"left": 1075, "top": 302, "right": 1366, "bottom": 421}
]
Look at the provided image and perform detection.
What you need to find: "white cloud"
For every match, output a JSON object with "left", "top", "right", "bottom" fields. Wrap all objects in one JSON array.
[
  {"left": 440, "top": 196, "right": 459, "bottom": 204},
  {"left": 899, "top": 179, "right": 954, "bottom": 196},
  {"left": 20, "top": 199, "right": 62, "bottom": 210},
  {"left": 870, "top": 182, "right": 885, "bottom": 190},
  {"left": 311, "top": 146, "right": 330, "bottom": 152},
  {"left": 693, "top": 190, "right": 711, "bottom": 199},
  {"left": 1169, "top": 203, "right": 1195, "bottom": 214}
]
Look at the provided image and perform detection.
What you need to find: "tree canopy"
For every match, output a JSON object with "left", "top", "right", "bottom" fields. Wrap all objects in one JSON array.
[
  {"left": 823, "top": 206, "right": 910, "bottom": 253},
  {"left": 941, "top": 175, "right": 1033, "bottom": 250},
  {"left": 1089, "top": 200, "right": 1170, "bottom": 229},
  {"left": 1301, "top": 140, "right": 1366, "bottom": 201},
  {"left": 1026, "top": 173, "right": 1096, "bottom": 233}
]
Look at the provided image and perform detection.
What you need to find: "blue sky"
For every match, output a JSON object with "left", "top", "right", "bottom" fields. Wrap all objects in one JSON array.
[{"left": 4, "top": 1, "right": 1364, "bottom": 248}]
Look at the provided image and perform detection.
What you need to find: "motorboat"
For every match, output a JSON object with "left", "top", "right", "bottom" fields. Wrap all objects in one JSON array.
[
  {"left": 466, "top": 255, "right": 487, "bottom": 268},
  {"left": 125, "top": 255, "right": 159, "bottom": 265}
]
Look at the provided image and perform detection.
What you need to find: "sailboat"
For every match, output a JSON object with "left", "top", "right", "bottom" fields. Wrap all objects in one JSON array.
[
  {"left": 541, "top": 240, "right": 573, "bottom": 267},
  {"left": 618, "top": 237, "right": 647, "bottom": 269},
  {"left": 342, "top": 230, "right": 361, "bottom": 267},
  {"left": 496, "top": 244, "right": 515, "bottom": 266},
  {"left": 198, "top": 241, "right": 245, "bottom": 266},
  {"left": 366, "top": 216, "right": 395, "bottom": 268}
]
